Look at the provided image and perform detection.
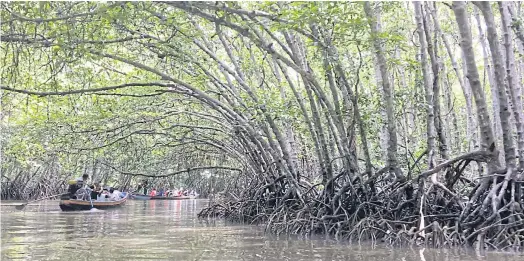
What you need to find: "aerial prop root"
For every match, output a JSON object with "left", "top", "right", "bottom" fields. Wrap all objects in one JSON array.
[{"left": 198, "top": 159, "right": 523, "bottom": 249}]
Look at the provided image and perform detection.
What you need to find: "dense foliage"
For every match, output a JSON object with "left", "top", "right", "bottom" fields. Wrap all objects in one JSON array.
[{"left": 1, "top": 1, "right": 524, "bottom": 249}]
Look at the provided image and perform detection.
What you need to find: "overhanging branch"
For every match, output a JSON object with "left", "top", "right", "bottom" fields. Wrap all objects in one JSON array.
[
  {"left": 102, "top": 162, "right": 241, "bottom": 178},
  {"left": 0, "top": 82, "right": 173, "bottom": 97},
  {"left": 3, "top": 3, "right": 118, "bottom": 23}
]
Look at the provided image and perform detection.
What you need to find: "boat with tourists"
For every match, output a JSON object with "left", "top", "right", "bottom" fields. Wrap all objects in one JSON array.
[
  {"left": 59, "top": 192, "right": 128, "bottom": 211},
  {"left": 59, "top": 178, "right": 129, "bottom": 211},
  {"left": 150, "top": 195, "right": 198, "bottom": 200},
  {"left": 130, "top": 194, "right": 152, "bottom": 200},
  {"left": 130, "top": 193, "right": 198, "bottom": 200},
  {"left": 133, "top": 187, "right": 199, "bottom": 200}
]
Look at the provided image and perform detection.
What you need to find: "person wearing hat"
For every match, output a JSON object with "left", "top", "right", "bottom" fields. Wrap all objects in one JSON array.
[
  {"left": 64, "top": 174, "right": 89, "bottom": 200},
  {"left": 65, "top": 179, "right": 79, "bottom": 199}
]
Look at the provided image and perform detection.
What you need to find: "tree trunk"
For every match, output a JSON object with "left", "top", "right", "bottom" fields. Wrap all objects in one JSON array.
[
  {"left": 475, "top": 1, "right": 516, "bottom": 169},
  {"left": 499, "top": 1, "right": 524, "bottom": 171},
  {"left": 364, "top": 2, "right": 405, "bottom": 181},
  {"left": 473, "top": 7, "right": 504, "bottom": 163},
  {"left": 422, "top": 2, "right": 448, "bottom": 160},
  {"left": 414, "top": 1, "right": 436, "bottom": 169},
  {"left": 452, "top": 1, "right": 498, "bottom": 170},
  {"left": 312, "top": 24, "right": 355, "bottom": 176},
  {"left": 431, "top": 6, "right": 476, "bottom": 154},
  {"left": 442, "top": 64, "right": 460, "bottom": 151},
  {"left": 507, "top": 3, "right": 524, "bottom": 46},
  {"left": 271, "top": 57, "right": 301, "bottom": 180}
]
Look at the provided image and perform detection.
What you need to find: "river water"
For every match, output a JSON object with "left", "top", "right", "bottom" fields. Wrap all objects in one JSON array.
[{"left": 1, "top": 199, "right": 523, "bottom": 260}]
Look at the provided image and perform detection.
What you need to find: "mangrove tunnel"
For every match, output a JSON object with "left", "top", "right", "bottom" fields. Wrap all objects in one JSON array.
[{"left": 1, "top": 1, "right": 524, "bottom": 251}]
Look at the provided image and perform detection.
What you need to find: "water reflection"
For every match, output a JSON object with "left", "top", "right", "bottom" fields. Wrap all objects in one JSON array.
[{"left": 1, "top": 200, "right": 523, "bottom": 260}]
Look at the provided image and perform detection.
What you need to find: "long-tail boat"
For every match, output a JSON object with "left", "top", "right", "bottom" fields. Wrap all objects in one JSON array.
[
  {"left": 130, "top": 194, "right": 152, "bottom": 200},
  {"left": 150, "top": 194, "right": 198, "bottom": 200},
  {"left": 59, "top": 192, "right": 128, "bottom": 211}
]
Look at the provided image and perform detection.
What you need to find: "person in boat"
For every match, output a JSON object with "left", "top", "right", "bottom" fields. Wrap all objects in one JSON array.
[
  {"left": 142, "top": 180, "right": 148, "bottom": 195},
  {"left": 89, "top": 185, "right": 99, "bottom": 200},
  {"left": 76, "top": 174, "right": 89, "bottom": 187},
  {"left": 158, "top": 188, "right": 164, "bottom": 197},
  {"left": 66, "top": 180, "right": 78, "bottom": 199},
  {"left": 65, "top": 174, "right": 89, "bottom": 199},
  {"left": 137, "top": 182, "right": 146, "bottom": 195},
  {"left": 109, "top": 188, "right": 121, "bottom": 201},
  {"left": 92, "top": 182, "right": 103, "bottom": 198},
  {"left": 98, "top": 187, "right": 110, "bottom": 201},
  {"left": 149, "top": 188, "right": 157, "bottom": 197}
]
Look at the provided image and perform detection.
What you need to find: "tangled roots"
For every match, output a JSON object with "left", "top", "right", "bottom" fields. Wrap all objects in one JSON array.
[{"left": 199, "top": 164, "right": 524, "bottom": 250}]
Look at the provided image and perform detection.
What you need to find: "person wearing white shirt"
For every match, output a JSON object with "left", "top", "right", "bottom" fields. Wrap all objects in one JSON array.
[{"left": 109, "top": 188, "right": 121, "bottom": 201}]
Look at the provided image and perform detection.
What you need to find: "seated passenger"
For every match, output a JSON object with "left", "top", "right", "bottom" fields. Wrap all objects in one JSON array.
[
  {"left": 98, "top": 188, "right": 110, "bottom": 201},
  {"left": 149, "top": 188, "right": 157, "bottom": 197},
  {"left": 89, "top": 185, "right": 99, "bottom": 200},
  {"left": 94, "top": 182, "right": 102, "bottom": 192},
  {"left": 109, "top": 188, "right": 121, "bottom": 201}
]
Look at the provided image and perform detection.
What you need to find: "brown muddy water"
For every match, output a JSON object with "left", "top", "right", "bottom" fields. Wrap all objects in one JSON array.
[{"left": 1, "top": 199, "right": 523, "bottom": 260}]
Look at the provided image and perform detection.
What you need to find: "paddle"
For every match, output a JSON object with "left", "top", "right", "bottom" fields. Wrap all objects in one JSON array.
[
  {"left": 15, "top": 193, "right": 68, "bottom": 210},
  {"left": 87, "top": 187, "right": 94, "bottom": 208}
]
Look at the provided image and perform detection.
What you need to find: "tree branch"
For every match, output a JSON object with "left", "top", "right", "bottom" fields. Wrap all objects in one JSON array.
[
  {"left": 3, "top": 3, "right": 118, "bottom": 23},
  {"left": 102, "top": 162, "right": 241, "bottom": 178},
  {"left": 418, "top": 150, "right": 493, "bottom": 180},
  {"left": 179, "top": 1, "right": 323, "bottom": 45},
  {"left": 0, "top": 82, "right": 172, "bottom": 97}
]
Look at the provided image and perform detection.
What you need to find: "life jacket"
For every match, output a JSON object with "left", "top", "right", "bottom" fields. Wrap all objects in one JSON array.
[{"left": 150, "top": 190, "right": 156, "bottom": 196}]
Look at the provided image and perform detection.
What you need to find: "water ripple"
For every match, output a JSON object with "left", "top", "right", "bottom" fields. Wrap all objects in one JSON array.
[{"left": 1, "top": 200, "right": 523, "bottom": 261}]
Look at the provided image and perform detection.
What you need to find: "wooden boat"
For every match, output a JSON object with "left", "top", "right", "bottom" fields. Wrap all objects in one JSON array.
[
  {"left": 59, "top": 192, "right": 128, "bottom": 211},
  {"left": 150, "top": 195, "right": 198, "bottom": 200},
  {"left": 130, "top": 194, "right": 151, "bottom": 200}
]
